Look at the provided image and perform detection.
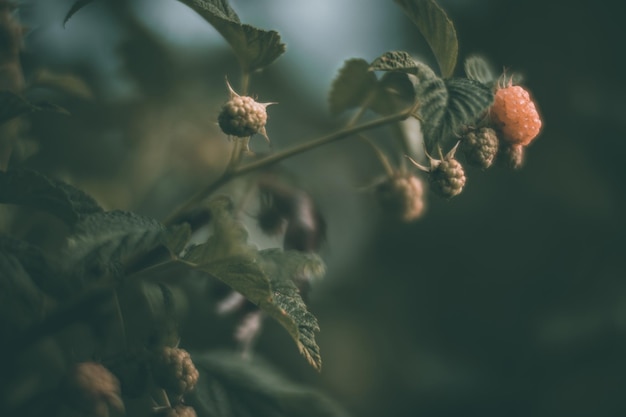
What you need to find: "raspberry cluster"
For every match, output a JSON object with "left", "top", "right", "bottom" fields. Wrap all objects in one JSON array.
[{"left": 151, "top": 347, "right": 199, "bottom": 397}]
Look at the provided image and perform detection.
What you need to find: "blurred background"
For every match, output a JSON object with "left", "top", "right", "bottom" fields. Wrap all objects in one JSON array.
[{"left": 13, "top": 0, "right": 626, "bottom": 416}]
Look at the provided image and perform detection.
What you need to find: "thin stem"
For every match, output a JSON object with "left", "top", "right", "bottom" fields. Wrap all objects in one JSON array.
[
  {"left": 164, "top": 105, "right": 416, "bottom": 226},
  {"left": 240, "top": 70, "right": 250, "bottom": 95},
  {"left": 112, "top": 290, "right": 128, "bottom": 351},
  {"left": 357, "top": 134, "right": 394, "bottom": 177}
]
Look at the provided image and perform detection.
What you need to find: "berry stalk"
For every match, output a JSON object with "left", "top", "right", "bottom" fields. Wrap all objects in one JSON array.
[{"left": 164, "top": 103, "right": 418, "bottom": 226}]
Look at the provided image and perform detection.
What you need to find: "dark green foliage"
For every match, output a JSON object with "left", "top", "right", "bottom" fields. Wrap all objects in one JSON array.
[
  {"left": 464, "top": 55, "right": 496, "bottom": 85},
  {"left": 0, "top": 91, "right": 67, "bottom": 125},
  {"left": 328, "top": 59, "right": 377, "bottom": 116},
  {"left": 64, "top": 210, "right": 177, "bottom": 285},
  {"left": 0, "top": 170, "right": 103, "bottom": 225},
  {"left": 394, "top": 0, "right": 459, "bottom": 77},
  {"left": 189, "top": 351, "right": 349, "bottom": 417},
  {"left": 176, "top": 0, "right": 286, "bottom": 72},
  {"left": 182, "top": 197, "right": 325, "bottom": 370},
  {"left": 369, "top": 50, "right": 421, "bottom": 73}
]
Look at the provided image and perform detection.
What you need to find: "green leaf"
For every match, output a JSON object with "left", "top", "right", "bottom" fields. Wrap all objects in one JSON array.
[
  {"left": 176, "top": 0, "right": 285, "bottom": 72},
  {"left": 328, "top": 59, "right": 378, "bottom": 116},
  {"left": 0, "top": 91, "right": 35, "bottom": 124},
  {"left": 0, "top": 170, "right": 103, "bottom": 225},
  {"left": 189, "top": 351, "right": 350, "bottom": 417},
  {"left": 258, "top": 249, "right": 325, "bottom": 370},
  {"left": 369, "top": 50, "right": 420, "bottom": 73},
  {"left": 165, "top": 223, "right": 192, "bottom": 256},
  {"left": 394, "top": 0, "right": 459, "bottom": 77},
  {"left": 182, "top": 197, "right": 324, "bottom": 370},
  {"left": 63, "top": 0, "right": 97, "bottom": 26},
  {"left": 66, "top": 211, "right": 171, "bottom": 283},
  {"left": 464, "top": 55, "right": 496, "bottom": 85},
  {"left": 0, "top": 235, "right": 67, "bottom": 298},
  {"left": 410, "top": 64, "right": 494, "bottom": 151},
  {"left": 440, "top": 77, "right": 494, "bottom": 139},
  {"left": 0, "top": 250, "right": 52, "bottom": 338}
]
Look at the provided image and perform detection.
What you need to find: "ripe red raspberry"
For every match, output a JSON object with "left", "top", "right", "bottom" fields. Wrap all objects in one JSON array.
[
  {"left": 490, "top": 83, "right": 542, "bottom": 146},
  {"left": 498, "top": 142, "right": 525, "bottom": 170},
  {"left": 63, "top": 362, "right": 124, "bottom": 417},
  {"left": 375, "top": 172, "right": 425, "bottom": 222},
  {"left": 461, "top": 127, "right": 499, "bottom": 169},
  {"left": 218, "top": 80, "right": 274, "bottom": 140},
  {"left": 151, "top": 347, "right": 199, "bottom": 396}
]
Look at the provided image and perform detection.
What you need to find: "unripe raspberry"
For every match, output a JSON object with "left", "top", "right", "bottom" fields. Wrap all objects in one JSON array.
[
  {"left": 430, "top": 158, "right": 466, "bottom": 198},
  {"left": 490, "top": 84, "right": 542, "bottom": 146},
  {"left": 151, "top": 347, "right": 199, "bottom": 396},
  {"left": 461, "top": 127, "right": 499, "bottom": 169},
  {"left": 498, "top": 142, "right": 525, "bottom": 170},
  {"left": 218, "top": 80, "right": 273, "bottom": 140},
  {"left": 63, "top": 362, "right": 124, "bottom": 417},
  {"left": 375, "top": 173, "right": 424, "bottom": 222},
  {"left": 162, "top": 405, "right": 197, "bottom": 417}
]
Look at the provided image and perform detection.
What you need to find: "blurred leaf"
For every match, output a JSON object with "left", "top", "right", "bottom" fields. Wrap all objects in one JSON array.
[
  {"left": 369, "top": 50, "right": 421, "bottom": 73},
  {"left": 63, "top": 0, "right": 97, "bottom": 26},
  {"left": 66, "top": 211, "right": 172, "bottom": 283},
  {"left": 0, "top": 90, "right": 34, "bottom": 124},
  {"left": 0, "top": 250, "right": 51, "bottom": 338},
  {"left": 328, "top": 59, "right": 378, "bottom": 116},
  {"left": 0, "top": 170, "right": 103, "bottom": 225},
  {"left": 165, "top": 223, "right": 192, "bottom": 256},
  {"left": 464, "top": 55, "right": 496, "bottom": 85},
  {"left": 394, "top": 0, "right": 458, "bottom": 77},
  {"left": 0, "top": 235, "right": 67, "bottom": 297},
  {"left": 0, "top": 91, "right": 67, "bottom": 127},
  {"left": 31, "top": 69, "right": 94, "bottom": 100},
  {"left": 176, "top": 0, "right": 286, "bottom": 72},
  {"left": 182, "top": 197, "right": 324, "bottom": 370},
  {"left": 189, "top": 351, "right": 350, "bottom": 417}
]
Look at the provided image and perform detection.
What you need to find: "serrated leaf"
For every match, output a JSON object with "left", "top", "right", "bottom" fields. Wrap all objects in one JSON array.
[
  {"left": 181, "top": 197, "right": 324, "bottom": 370},
  {"left": 66, "top": 211, "right": 171, "bottom": 283},
  {"left": 394, "top": 0, "right": 459, "bottom": 77},
  {"left": 464, "top": 55, "right": 496, "bottom": 85},
  {"left": 441, "top": 77, "right": 494, "bottom": 139},
  {"left": 63, "top": 0, "right": 97, "bottom": 26},
  {"left": 189, "top": 351, "right": 350, "bottom": 417},
  {"left": 328, "top": 59, "right": 378, "bottom": 116},
  {"left": 176, "top": 0, "right": 285, "bottom": 72},
  {"left": 0, "top": 170, "right": 103, "bottom": 225},
  {"left": 258, "top": 249, "right": 325, "bottom": 370},
  {"left": 369, "top": 50, "right": 420, "bottom": 73},
  {"left": 412, "top": 66, "right": 494, "bottom": 151}
]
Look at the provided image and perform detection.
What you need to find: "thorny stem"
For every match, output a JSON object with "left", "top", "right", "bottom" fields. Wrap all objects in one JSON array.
[{"left": 164, "top": 104, "right": 417, "bottom": 226}]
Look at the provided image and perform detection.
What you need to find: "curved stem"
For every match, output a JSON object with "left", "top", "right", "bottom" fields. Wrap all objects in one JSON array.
[
  {"left": 357, "top": 134, "right": 394, "bottom": 177},
  {"left": 163, "top": 105, "right": 417, "bottom": 226}
]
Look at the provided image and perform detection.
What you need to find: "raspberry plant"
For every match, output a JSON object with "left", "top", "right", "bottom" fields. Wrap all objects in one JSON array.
[{"left": 0, "top": 0, "right": 543, "bottom": 416}]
